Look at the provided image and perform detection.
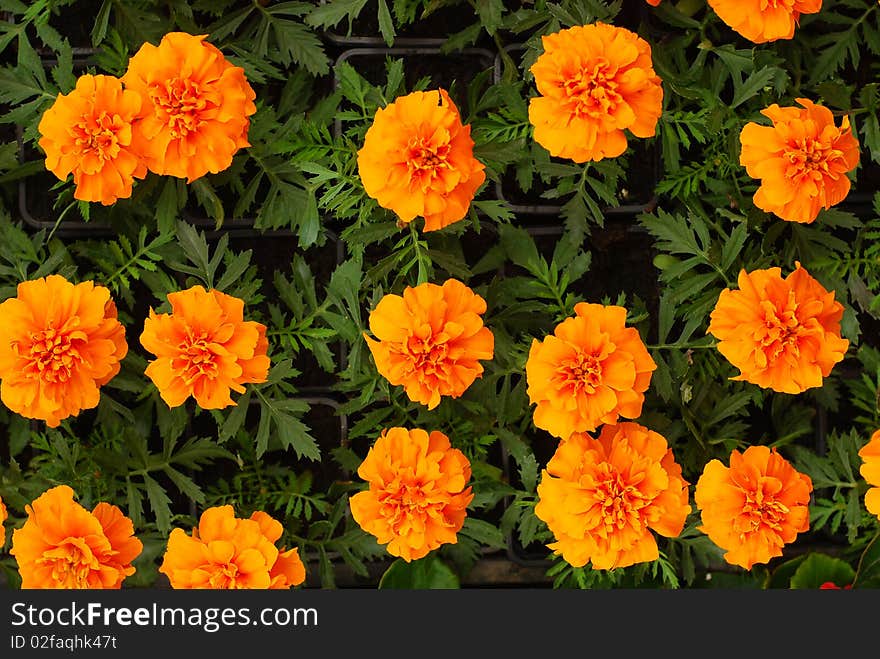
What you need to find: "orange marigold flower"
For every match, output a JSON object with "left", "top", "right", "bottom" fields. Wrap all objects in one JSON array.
[
  {"left": 707, "top": 265, "right": 849, "bottom": 394},
  {"left": 526, "top": 302, "right": 656, "bottom": 440},
  {"left": 349, "top": 427, "right": 474, "bottom": 562},
  {"left": 249, "top": 511, "right": 307, "bottom": 589},
  {"left": 159, "top": 505, "right": 304, "bottom": 589},
  {"left": 121, "top": 32, "right": 257, "bottom": 182},
  {"left": 10, "top": 485, "right": 142, "bottom": 589},
  {"left": 0, "top": 275, "right": 128, "bottom": 428},
  {"left": 140, "top": 285, "right": 270, "bottom": 410},
  {"left": 357, "top": 89, "right": 486, "bottom": 232},
  {"left": 858, "top": 430, "right": 880, "bottom": 521},
  {"left": 0, "top": 496, "right": 7, "bottom": 547},
  {"left": 695, "top": 445, "right": 813, "bottom": 570},
  {"left": 364, "top": 279, "right": 494, "bottom": 409},
  {"left": 535, "top": 422, "right": 690, "bottom": 570},
  {"left": 707, "top": 0, "right": 822, "bottom": 43},
  {"left": 739, "top": 98, "right": 859, "bottom": 224},
  {"left": 37, "top": 74, "right": 147, "bottom": 205},
  {"left": 645, "top": 0, "right": 660, "bottom": 5},
  {"left": 527, "top": 23, "right": 663, "bottom": 163}
]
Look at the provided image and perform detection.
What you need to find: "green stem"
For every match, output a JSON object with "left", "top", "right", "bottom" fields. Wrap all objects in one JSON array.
[
  {"left": 409, "top": 222, "right": 428, "bottom": 285},
  {"left": 648, "top": 341, "right": 718, "bottom": 350},
  {"left": 46, "top": 200, "right": 78, "bottom": 243}
]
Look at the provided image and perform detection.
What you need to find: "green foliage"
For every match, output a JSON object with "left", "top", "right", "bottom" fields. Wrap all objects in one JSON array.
[
  {"left": 1, "top": 0, "right": 879, "bottom": 591},
  {"left": 378, "top": 556, "right": 460, "bottom": 589}
]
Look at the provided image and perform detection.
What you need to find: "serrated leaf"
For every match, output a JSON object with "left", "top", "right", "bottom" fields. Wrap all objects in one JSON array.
[
  {"left": 460, "top": 518, "right": 506, "bottom": 550},
  {"left": 143, "top": 474, "right": 172, "bottom": 534},
  {"left": 377, "top": 0, "right": 395, "bottom": 46}
]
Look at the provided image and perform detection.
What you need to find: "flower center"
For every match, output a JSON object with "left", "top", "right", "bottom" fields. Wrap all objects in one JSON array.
[
  {"left": 758, "top": 299, "right": 802, "bottom": 359},
  {"left": 20, "top": 327, "right": 84, "bottom": 384},
  {"left": 71, "top": 111, "right": 122, "bottom": 161},
  {"left": 563, "top": 352, "right": 603, "bottom": 393},
  {"left": 406, "top": 137, "right": 450, "bottom": 178},
  {"left": 399, "top": 483, "right": 427, "bottom": 510},
  {"left": 151, "top": 77, "right": 210, "bottom": 138},
  {"left": 566, "top": 60, "right": 622, "bottom": 117},
  {"left": 593, "top": 468, "right": 646, "bottom": 533},
  {"left": 380, "top": 477, "right": 432, "bottom": 530},
  {"left": 209, "top": 562, "right": 239, "bottom": 589},
  {"left": 173, "top": 332, "right": 218, "bottom": 382},
  {"left": 404, "top": 325, "right": 450, "bottom": 375},
  {"left": 741, "top": 486, "right": 790, "bottom": 532},
  {"left": 38, "top": 542, "right": 96, "bottom": 588},
  {"left": 785, "top": 135, "right": 843, "bottom": 179}
]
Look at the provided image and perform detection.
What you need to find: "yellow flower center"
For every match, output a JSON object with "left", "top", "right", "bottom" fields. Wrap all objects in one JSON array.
[
  {"left": 38, "top": 541, "right": 98, "bottom": 588},
  {"left": 173, "top": 332, "right": 219, "bottom": 382},
  {"left": 152, "top": 77, "right": 211, "bottom": 138},
  {"left": 566, "top": 60, "right": 622, "bottom": 117},
  {"left": 21, "top": 326, "right": 85, "bottom": 384}
]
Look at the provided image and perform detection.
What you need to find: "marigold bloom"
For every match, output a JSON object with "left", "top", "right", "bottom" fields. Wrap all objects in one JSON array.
[
  {"left": 249, "top": 511, "right": 307, "bottom": 589},
  {"left": 858, "top": 430, "right": 880, "bottom": 521},
  {"left": 707, "top": 265, "right": 848, "bottom": 394},
  {"left": 37, "top": 74, "right": 147, "bottom": 205},
  {"left": 740, "top": 98, "right": 859, "bottom": 223},
  {"left": 140, "top": 285, "right": 270, "bottom": 410},
  {"left": 708, "top": 0, "right": 822, "bottom": 43},
  {"left": 0, "top": 496, "right": 7, "bottom": 547},
  {"left": 528, "top": 23, "right": 663, "bottom": 163},
  {"left": 695, "top": 445, "right": 812, "bottom": 570},
  {"left": 10, "top": 485, "right": 142, "bottom": 589},
  {"left": 526, "top": 303, "right": 656, "bottom": 439},
  {"left": 364, "top": 279, "right": 494, "bottom": 409},
  {"left": 159, "top": 505, "right": 304, "bottom": 589},
  {"left": 349, "top": 427, "right": 473, "bottom": 562},
  {"left": 535, "top": 422, "right": 690, "bottom": 570},
  {"left": 357, "top": 88, "right": 486, "bottom": 232},
  {"left": 645, "top": 0, "right": 660, "bottom": 5},
  {"left": 121, "top": 32, "right": 257, "bottom": 182},
  {"left": 0, "top": 275, "right": 128, "bottom": 428}
]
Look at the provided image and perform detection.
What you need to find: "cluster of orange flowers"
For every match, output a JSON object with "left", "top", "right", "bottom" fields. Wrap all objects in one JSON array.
[
  {"left": 520, "top": 260, "right": 854, "bottom": 571},
  {"left": 352, "top": 280, "right": 490, "bottom": 560},
  {"left": 7, "top": 2, "right": 878, "bottom": 585},
  {"left": 2, "top": 486, "right": 305, "bottom": 589},
  {"left": 0, "top": 275, "right": 269, "bottom": 427},
  {"left": 38, "top": 32, "right": 256, "bottom": 205},
  {"left": 357, "top": 14, "right": 858, "bottom": 234},
  {"left": 499, "top": 6, "right": 864, "bottom": 573}
]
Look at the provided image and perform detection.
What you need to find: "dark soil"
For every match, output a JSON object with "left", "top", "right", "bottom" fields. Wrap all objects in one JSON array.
[
  {"left": 334, "top": 46, "right": 496, "bottom": 116},
  {"left": 321, "top": 0, "right": 487, "bottom": 46}
]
